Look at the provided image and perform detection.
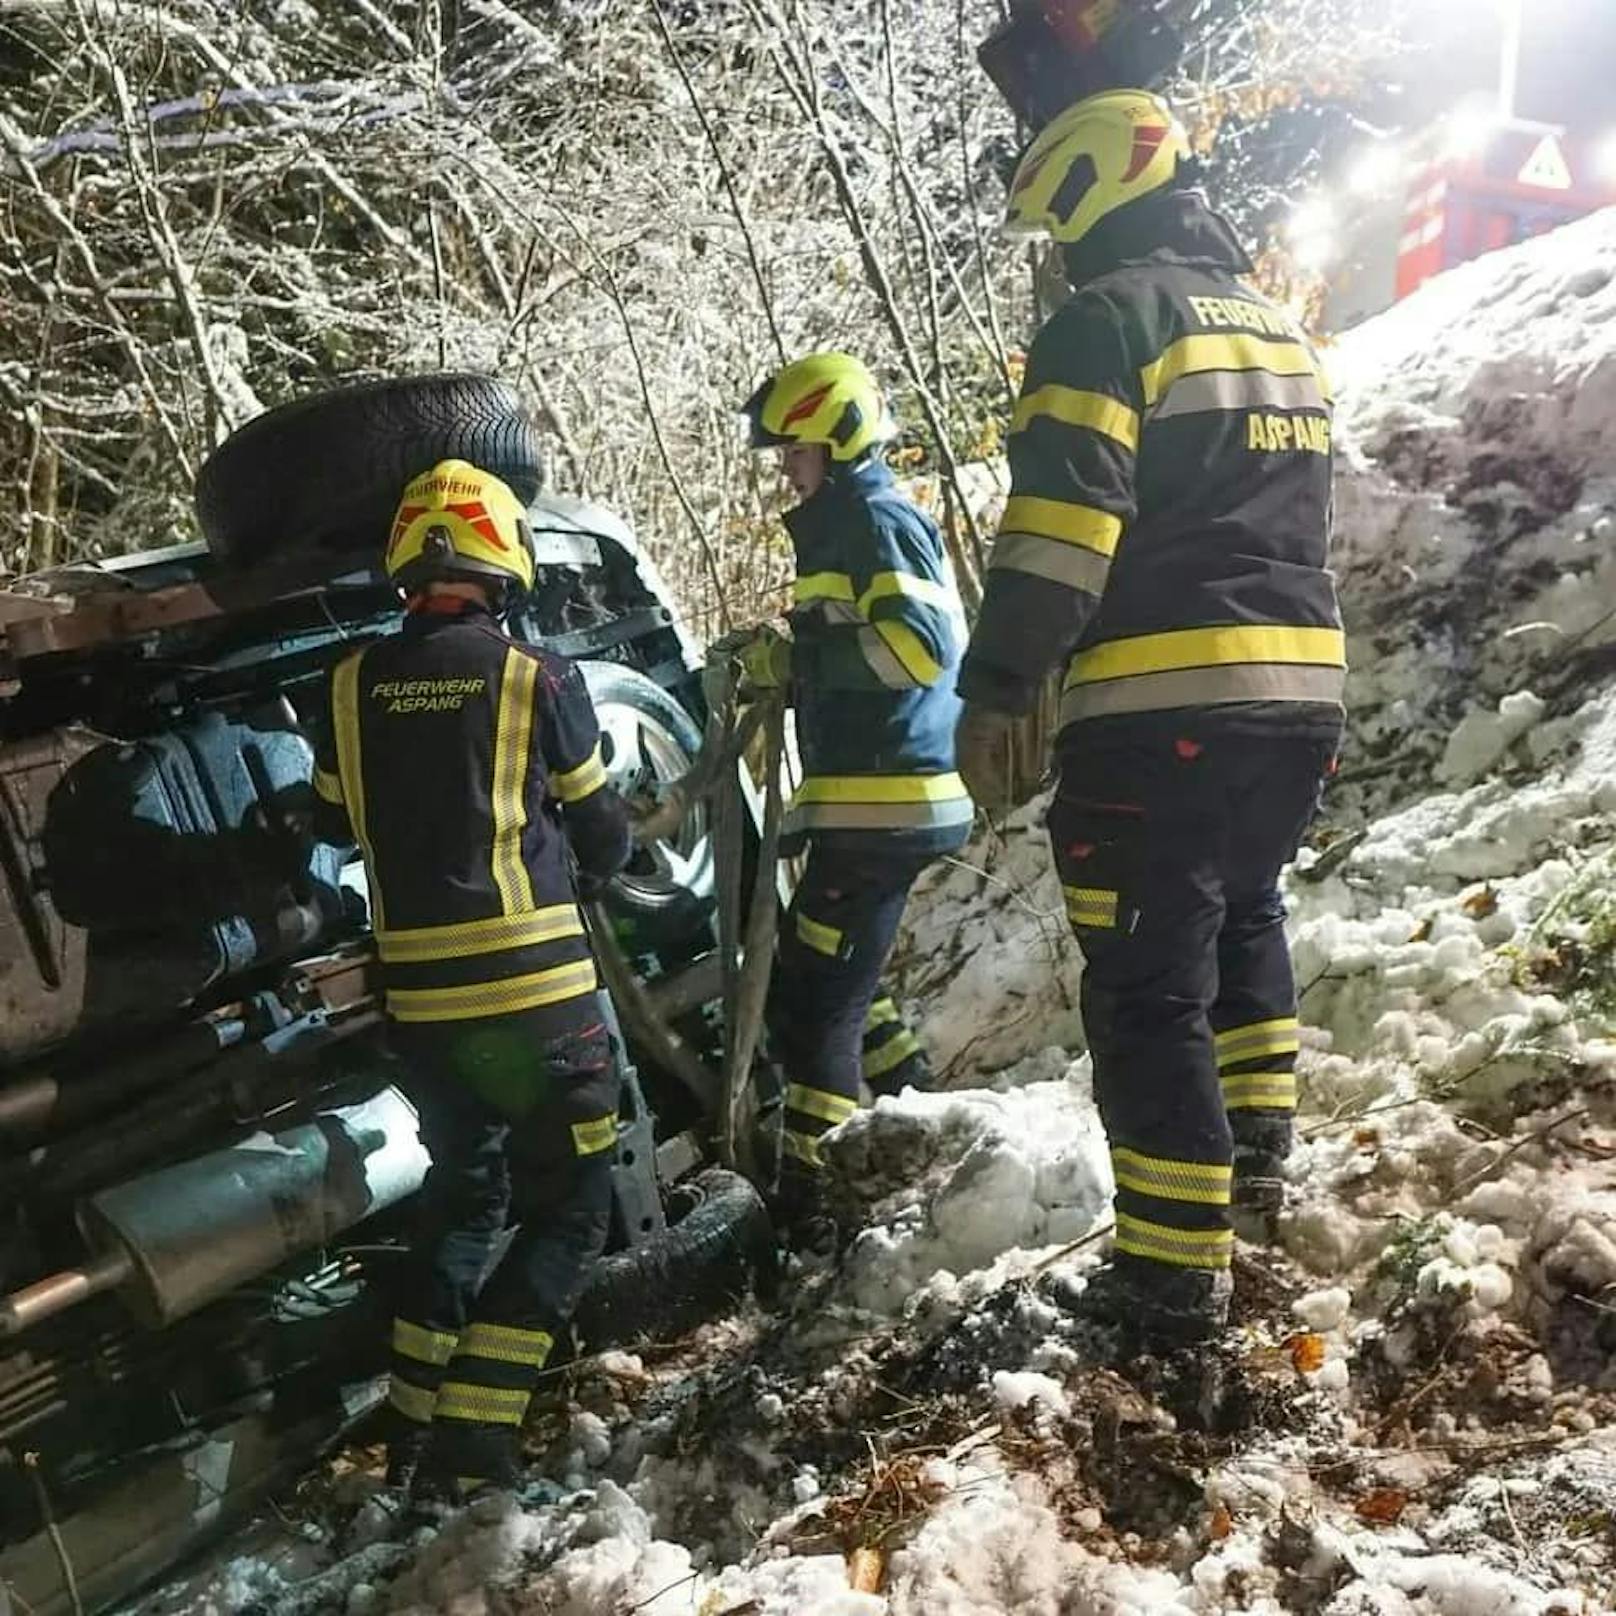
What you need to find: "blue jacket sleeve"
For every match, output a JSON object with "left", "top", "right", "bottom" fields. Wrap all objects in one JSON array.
[{"left": 795, "top": 502, "right": 960, "bottom": 692}]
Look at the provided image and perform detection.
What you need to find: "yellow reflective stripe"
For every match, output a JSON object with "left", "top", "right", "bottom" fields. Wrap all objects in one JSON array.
[
  {"left": 1221, "top": 1070, "right": 1299, "bottom": 1110},
  {"left": 857, "top": 570, "right": 955, "bottom": 617},
  {"left": 794, "top": 571, "right": 857, "bottom": 605},
  {"left": 796, "top": 912, "right": 845, "bottom": 958},
  {"left": 387, "top": 959, "right": 599, "bottom": 1023},
  {"left": 786, "top": 1082, "right": 858, "bottom": 1125},
  {"left": 1063, "top": 885, "right": 1118, "bottom": 929},
  {"left": 1140, "top": 332, "right": 1328, "bottom": 410},
  {"left": 490, "top": 648, "right": 539, "bottom": 914},
  {"left": 313, "top": 765, "right": 344, "bottom": 806},
  {"left": 333, "top": 652, "right": 383, "bottom": 929},
  {"left": 458, "top": 1322, "right": 554, "bottom": 1369},
  {"left": 1114, "top": 1213, "right": 1233, "bottom": 1270},
  {"left": 552, "top": 741, "right": 608, "bottom": 804},
  {"left": 1002, "top": 495, "right": 1123, "bottom": 558},
  {"left": 865, "top": 997, "right": 902, "bottom": 1031},
  {"left": 873, "top": 620, "right": 943, "bottom": 686},
  {"left": 393, "top": 1318, "right": 458, "bottom": 1367},
  {"left": 1012, "top": 384, "right": 1140, "bottom": 451},
  {"left": 1215, "top": 1017, "right": 1301, "bottom": 1067},
  {"left": 389, "top": 1377, "right": 438, "bottom": 1424},
  {"left": 376, "top": 904, "right": 583, "bottom": 964},
  {"left": 571, "top": 1114, "right": 618, "bottom": 1156},
  {"left": 435, "top": 1381, "right": 532, "bottom": 1425},
  {"left": 1068, "top": 626, "right": 1345, "bottom": 688},
  {"left": 793, "top": 772, "right": 968, "bottom": 804},
  {"left": 1111, "top": 1148, "right": 1232, "bottom": 1207},
  {"left": 863, "top": 1028, "right": 922, "bottom": 1080},
  {"left": 782, "top": 1129, "right": 823, "bottom": 1167}
]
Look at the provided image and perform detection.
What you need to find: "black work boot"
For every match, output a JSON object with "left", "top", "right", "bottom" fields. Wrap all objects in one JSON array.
[
  {"left": 1231, "top": 1143, "right": 1286, "bottom": 1213},
  {"left": 417, "top": 1421, "right": 522, "bottom": 1502},
  {"left": 772, "top": 1166, "right": 839, "bottom": 1260},
  {"left": 384, "top": 1422, "right": 433, "bottom": 1491},
  {"left": 1063, "top": 1253, "right": 1233, "bottom": 1350},
  {"left": 1231, "top": 1114, "right": 1294, "bottom": 1235},
  {"left": 865, "top": 1045, "right": 934, "bottom": 1100}
]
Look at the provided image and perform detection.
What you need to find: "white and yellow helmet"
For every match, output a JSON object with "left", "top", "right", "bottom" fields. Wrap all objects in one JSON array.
[
  {"left": 742, "top": 352, "right": 896, "bottom": 464},
  {"left": 1005, "top": 88, "right": 1190, "bottom": 246},
  {"left": 384, "top": 459, "right": 536, "bottom": 602}
]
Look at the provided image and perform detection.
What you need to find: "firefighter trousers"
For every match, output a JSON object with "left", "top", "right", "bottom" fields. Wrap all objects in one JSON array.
[
  {"left": 1049, "top": 720, "right": 1338, "bottom": 1282},
  {"left": 384, "top": 1014, "right": 619, "bottom": 1457},
  {"left": 769, "top": 845, "right": 936, "bottom": 1172}
]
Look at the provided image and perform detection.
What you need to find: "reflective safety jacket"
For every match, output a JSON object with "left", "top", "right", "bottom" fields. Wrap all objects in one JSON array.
[
  {"left": 959, "top": 189, "right": 1344, "bottom": 733},
  {"left": 311, "top": 600, "right": 629, "bottom": 1027},
  {"left": 783, "top": 456, "right": 973, "bottom": 854}
]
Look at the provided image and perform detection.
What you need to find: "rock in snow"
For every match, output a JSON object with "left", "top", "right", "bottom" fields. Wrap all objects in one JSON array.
[{"left": 136, "top": 211, "right": 1616, "bottom": 1616}]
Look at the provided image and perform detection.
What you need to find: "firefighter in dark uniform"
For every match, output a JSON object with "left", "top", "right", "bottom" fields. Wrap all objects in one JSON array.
[
  {"left": 311, "top": 459, "right": 631, "bottom": 1489},
  {"left": 954, "top": 92, "right": 1344, "bottom": 1345},
  {"left": 737, "top": 354, "right": 973, "bottom": 1230}
]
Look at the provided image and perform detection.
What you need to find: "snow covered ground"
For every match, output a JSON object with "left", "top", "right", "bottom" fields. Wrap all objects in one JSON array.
[{"left": 127, "top": 212, "right": 1616, "bottom": 1615}]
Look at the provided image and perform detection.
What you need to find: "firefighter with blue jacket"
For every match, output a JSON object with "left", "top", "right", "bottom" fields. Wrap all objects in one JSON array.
[
  {"left": 955, "top": 92, "right": 1344, "bottom": 1345},
  {"left": 738, "top": 354, "right": 973, "bottom": 1231},
  {"left": 312, "top": 459, "right": 631, "bottom": 1491}
]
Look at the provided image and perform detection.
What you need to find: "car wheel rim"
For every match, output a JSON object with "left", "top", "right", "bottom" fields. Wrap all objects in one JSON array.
[{"left": 595, "top": 699, "right": 713, "bottom": 903}]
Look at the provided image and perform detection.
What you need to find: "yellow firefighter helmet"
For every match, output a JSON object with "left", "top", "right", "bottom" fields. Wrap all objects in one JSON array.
[
  {"left": 1004, "top": 88, "right": 1190, "bottom": 245},
  {"left": 741, "top": 352, "right": 896, "bottom": 464},
  {"left": 384, "top": 459, "right": 536, "bottom": 601}
]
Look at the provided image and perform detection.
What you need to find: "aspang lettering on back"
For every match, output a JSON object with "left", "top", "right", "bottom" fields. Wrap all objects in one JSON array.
[{"left": 370, "top": 676, "right": 487, "bottom": 714}]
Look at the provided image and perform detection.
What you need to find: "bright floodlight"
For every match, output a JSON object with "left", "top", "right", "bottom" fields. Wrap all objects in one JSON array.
[
  {"left": 1286, "top": 196, "right": 1334, "bottom": 243},
  {"left": 1293, "top": 232, "right": 1338, "bottom": 273},
  {"left": 1347, "top": 144, "right": 1401, "bottom": 198},
  {"left": 1596, "top": 129, "right": 1616, "bottom": 187},
  {"left": 1444, "top": 99, "right": 1494, "bottom": 160}
]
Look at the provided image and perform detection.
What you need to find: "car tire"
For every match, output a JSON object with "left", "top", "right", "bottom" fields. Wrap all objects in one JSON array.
[
  {"left": 578, "top": 660, "right": 716, "bottom": 935},
  {"left": 195, "top": 374, "right": 544, "bottom": 567},
  {"left": 572, "top": 1168, "right": 774, "bottom": 1348}
]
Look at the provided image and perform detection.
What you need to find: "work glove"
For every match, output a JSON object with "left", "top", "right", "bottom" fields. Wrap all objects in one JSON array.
[
  {"left": 736, "top": 625, "right": 792, "bottom": 692},
  {"left": 954, "top": 703, "right": 1028, "bottom": 822}
]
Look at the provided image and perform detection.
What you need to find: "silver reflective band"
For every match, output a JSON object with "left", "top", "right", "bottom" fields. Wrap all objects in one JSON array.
[
  {"left": 1060, "top": 662, "right": 1346, "bottom": 723},
  {"left": 784, "top": 797, "right": 975, "bottom": 833},
  {"left": 857, "top": 626, "right": 914, "bottom": 688},
  {"left": 797, "top": 598, "right": 864, "bottom": 626},
  {"left": 989, "top": 531, "right": 1111, "bottom": 595},
  {"left": 1149, "top": 369, "right": 1326, "bottom": 421}
]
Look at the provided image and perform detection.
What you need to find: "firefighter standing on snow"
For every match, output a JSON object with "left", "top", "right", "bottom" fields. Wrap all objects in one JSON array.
[
  {"left": 312, "top": 460, "right": 631, "bottom": 1491},
  {"left": 736, "top": 354, "right": 973, "bottom": 1235},
  {"left": 954, "top": 92, "right": 1344, "bottom": 1345}
]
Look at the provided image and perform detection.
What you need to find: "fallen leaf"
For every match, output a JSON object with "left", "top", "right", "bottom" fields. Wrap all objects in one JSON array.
[
  {"left": 1352, "top": 1128, "right": 1380, "bottom": 1148},
  {"left": 848, "top": 1547, "right": 884, "bottom": 1592},
  {"left": 1208, "top": 1504, "right": 1234, "bottom": 1541},
  {"left": 1408, "top": 916, "right": 1434, "bottom": 942},
  {"left": 1286, "top": 1332, "right": 1327, "bottom": 1375},
  {"left": 1355, "top": 1488, "right": 1409, "bottom": 1525},
  {"left": 1462, "top": 885, "right": 1499, "bottom": 918}
]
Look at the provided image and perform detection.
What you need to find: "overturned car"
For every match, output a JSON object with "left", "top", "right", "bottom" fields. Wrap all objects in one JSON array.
[{"left": 0, "top": 377, "right": 771, "bottom": 1611}]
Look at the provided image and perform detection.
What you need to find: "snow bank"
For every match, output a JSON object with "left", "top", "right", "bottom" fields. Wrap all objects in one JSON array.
[
  {"left": 1328, "top": 205, "right": 1616, "bottom": 809},
  {"left": 822, "top": 1069, "right": 1112, "bottom": 1315},
  {"left": 889, "top": 804, "right": 1083, "bottom": 1080}
]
